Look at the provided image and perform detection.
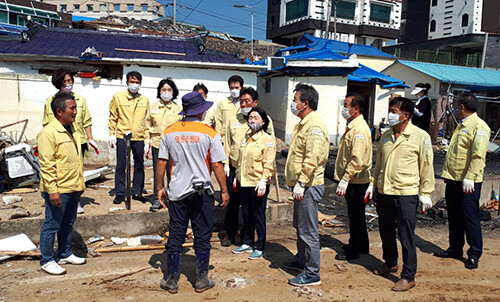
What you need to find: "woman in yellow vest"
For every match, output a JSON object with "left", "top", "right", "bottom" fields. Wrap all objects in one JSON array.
[
  {"left": 232, "top": 107, "right": 276, "bottom": 260},
  {"left": 146, "top": 78, "right": 182, "bottom": 212},
  {"left": 42, "top": 69, "right": 97, "bottom": 214}
]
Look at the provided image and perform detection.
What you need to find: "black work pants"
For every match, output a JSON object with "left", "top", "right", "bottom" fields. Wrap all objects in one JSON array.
[
  {"left": 240, "top": 186, "right": 269, "bottom": 251},
  {"left": 224, "top": 165, "right": 240, "bottom": 238},
  {"left": 376, "top": 192, "right": 418, "bottom": 281},
  {"left": 346, "top": 183, "right": 370, "bottom": 254},
  {"left": 166, "top": 192, "right": 214, "bottom": 254},
  {"left": 115, "top": 138, "right": 144, "bottom": 197},
  {"left": 445, "top": 180, "right": 483, "bottom": 261}
]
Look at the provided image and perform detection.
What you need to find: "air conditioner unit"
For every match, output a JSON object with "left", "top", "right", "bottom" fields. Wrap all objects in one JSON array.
[{"left": 266, "top": 57, "right": 286, "bottom": 70}]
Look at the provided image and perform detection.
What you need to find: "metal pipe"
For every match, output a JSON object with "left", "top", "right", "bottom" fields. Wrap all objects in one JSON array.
[{"left": 481, "top": 32, "right": 489, "bottom": 68}]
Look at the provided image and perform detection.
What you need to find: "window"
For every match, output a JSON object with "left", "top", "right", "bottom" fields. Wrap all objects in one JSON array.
[
  {"left": 128, "top": 4, "right": 134, "bottom": 11},
  {"left": 335, "top": 1, "right": 356, "bottom": 20},
  {"left": 430, "top": 20, "right": 436, "bottom": 32},
  {"left": 100, "top": 4, "right": 106, "bottom": 12},
  {"left": 462, "top": 13, "right": 469, "bottom": 27},
  {"left": 142, "top": 4, "right": 148, "bottom": 11},
  {"left": 74, "top": 4, "right": 80, "bottom": 11},
  {"left": 156, "top": 6, "right": 159, "bottom": 12},
  {"left": 0, "top": 11, "right": 8, "bottom": 23},
  {"left": 17, "top": 15, "right": 27, "bottom": 26},
  {"left": 432, "top": 0, "right": 438, "bottom": 6},
  {"left": 285, "top": 0, "right": 308, "bottom": 22},
  {"left": 60, "top": 4, "right": 67, "bottom": 12},
  {"left": 370, "top": 4, "right": 391, "bottom": 23},
  {"left": 87, "top": 4, "right": 93, "bottom": 12},
  {"left": 114, "top": 4, "right": 120, "bottom": 11}
]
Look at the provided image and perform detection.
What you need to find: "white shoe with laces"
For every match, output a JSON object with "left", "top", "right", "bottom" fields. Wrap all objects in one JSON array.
[
  {"left": 41, "top": 261, "right": 67, "bottom": 275},
  {"left": 58, "top": 254, "right": 86, "bottom": 265}
]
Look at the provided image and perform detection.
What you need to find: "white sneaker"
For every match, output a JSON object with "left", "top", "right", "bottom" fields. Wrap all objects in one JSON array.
[
  {"left": 58, "top": 254, "right": 86, "bottom": 265},
  {"left": 77, "top": 203, "right": 85, "bottom": 214},
  {"left": 41, "top": 261, "right": 67, "bottom": 275}
]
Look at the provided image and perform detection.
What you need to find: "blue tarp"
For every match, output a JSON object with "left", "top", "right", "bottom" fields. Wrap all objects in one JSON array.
[{"left": 72, "top": 15, "right": 97, "bottom": 22}]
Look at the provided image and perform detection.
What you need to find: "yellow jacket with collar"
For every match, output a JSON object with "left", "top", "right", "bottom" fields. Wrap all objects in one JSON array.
[
  {"left": 442, "top": 113, "right": 491, "bottom": 182},
  {"left": 37, "top": 119, "right": 85, "bottom": 194},
  {"left": 372, "top": 122, "right": 434, "bottom": 196},
  {"left": 334, "top": 115, "right": 372, "bottom": 184},
  {"left": 285, "top": 111, "right": 330, "bottom": 187},
  {"left": 147, "top": 100, "right": 182, "bottom": 149},
  {"left": 214, "top": 96, "right": 240, "bottom": 138},
  {"left": 108, "top": 90, "right": 150, "bottom": 141},
  {"left": 236, "top": 130, "right": 276, "bottom": 187}
]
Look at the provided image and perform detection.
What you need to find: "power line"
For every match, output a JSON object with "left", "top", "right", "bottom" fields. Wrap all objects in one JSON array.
[{"left": 181, "top": 0, "right": 205, "bottom": 23}]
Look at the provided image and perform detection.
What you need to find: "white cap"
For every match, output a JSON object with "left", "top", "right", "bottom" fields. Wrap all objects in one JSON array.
[{"left": 411, "top": 87, "right": 425, "bottom": 95}]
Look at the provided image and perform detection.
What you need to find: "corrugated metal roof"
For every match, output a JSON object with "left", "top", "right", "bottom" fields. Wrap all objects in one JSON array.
[
  {"left": 276, "top": 34, "right": 396, "bottom": 59},
  {"left": 0, "top": 26, "right": 245, "bottom": 64},
  {"left": 397, "top": 60, "right": 500, "bottom": 87}
]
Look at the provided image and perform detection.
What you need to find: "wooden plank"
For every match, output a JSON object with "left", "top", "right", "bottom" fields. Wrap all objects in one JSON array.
[{"left": 114, "top": 48, "right": 186, "bottom": 56}]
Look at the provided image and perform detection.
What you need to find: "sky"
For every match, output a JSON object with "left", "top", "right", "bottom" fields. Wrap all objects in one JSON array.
[{"left": 157, "top": 0, "right": 268, "bottom": 41}]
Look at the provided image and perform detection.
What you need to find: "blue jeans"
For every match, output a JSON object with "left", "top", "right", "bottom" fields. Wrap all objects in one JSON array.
[{"left": 40, "top": 191, "right": 81, "bottom": 265}]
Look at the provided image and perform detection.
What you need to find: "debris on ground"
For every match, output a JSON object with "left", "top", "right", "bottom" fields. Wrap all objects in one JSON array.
[
  {"left": 83, "top": 166, "right": 113, "bottom": 182},
  {"left": 2, "top": 195, "right": 22, "bottom": 205},
  {"left": 335, "top": 263, "right": 348, "bottom": 272},
  {"left": 87, "top": 235, "right": 104, "bottom": 245},
  {"left": 483, "top": 199, "right": 499, "bottom": 212},
  {"left": 221, "top": 277, "right": 253, "bottom": 289},
  {"left": 8, "top": 207, "right": 30, "bottom": 219},
  {"left": 292, "top": 286, "right": 324, "bottom": 297},
  {"left": 109, "top": 207, "right": 125, "bottom": 212},
  {"left": 0, "top": 233, "right": 37, "bottom": 261}
]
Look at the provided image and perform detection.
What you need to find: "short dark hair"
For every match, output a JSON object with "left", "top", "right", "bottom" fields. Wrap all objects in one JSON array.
[
  {"left": 51, "top": 91, "right": 74, "bottom": 116},
  {"left": 389, "top": 96, "right": 414, "bottom": 119},
  {"left": 345, "top": 92, "right": 365, "bottom": 112},
  {"left": 126, "top": 71, "right": 142, "bottom": 82},
  {"left": 156, "top": 77, "right": 179, "bottom": 100},
  {"left": 239, "top": 86, "right": 259, "bottom": 101},
  {"left": 457, "top": 94, "right": 478, "bottom": 112},
  {"left": 228, "top": 75, "right": 244, "bottom": 87},
  {"left": 245, "top": 107, "right": 270, "bottom": 133},
  {"left": 51, "top": 68, "right": 74, "bottom": 90},
  {"left": 193, "top": 82, "right": 208, "bottom": 95},
  {"left": 294, "top": 83, "right": 319, "bottom": 110}
]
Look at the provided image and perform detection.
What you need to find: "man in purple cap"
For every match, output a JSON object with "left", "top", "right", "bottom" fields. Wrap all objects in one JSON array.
[{"left": 155, "top": 91, "right": 229, "bottom": 294}]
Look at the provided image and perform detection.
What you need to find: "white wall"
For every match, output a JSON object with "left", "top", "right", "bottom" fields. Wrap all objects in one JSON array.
[
  {"left": 373, "top": 86, "right": 406, "bottom": 126},
  {"left": 428, "top": 0, "right": 483, "bottom": 39}
]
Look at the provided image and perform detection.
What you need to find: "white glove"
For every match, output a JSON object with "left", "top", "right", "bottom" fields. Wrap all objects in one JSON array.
[
  {"left": 364, "top": 185, "right": 373, "bottom": 203},
  {"left": 255, "top": 179, "right": 267, "bottom": 197},
  {"left": 144, "top": 142, "right": 151, "bottom": 159},
  {"left": 233, "top": 177, "right": 239, "bottom": 192},
  {"left": 109, "top": 135, "right": 116, "bottom": 148},
  {"left": 292, "top": 182, "right": 305, "bottom": 201},
  {"left": 88, "top": 139, "right": 99, "bottom": 154},
  {"left": 336, "top": 178, "right": 348, "bottom": 197},
  {"left": 224, "top": 164, "right": 230, "bottom": 177},
  {"left": 419, "top": 196, "right": 433, "bottom": 213},
  {"left": 463, "top": 178, "right": 475, "bottom": 194}
]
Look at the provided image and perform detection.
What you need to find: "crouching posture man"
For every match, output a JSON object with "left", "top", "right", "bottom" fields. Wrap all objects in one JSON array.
[
  {"left": 155, "top": 91, "right": 229, "bottom": 293},
  {"left": 37, "top": 91, "right": 87, "bottom": 275}
]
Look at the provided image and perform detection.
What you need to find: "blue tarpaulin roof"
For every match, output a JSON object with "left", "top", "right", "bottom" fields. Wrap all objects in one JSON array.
[
  {"left": 275, "top": 34, "right": 396, "bottom": 59},
  {"left": 397, "top": 60, "right": 500, "bottom": 89},
  {"left": 256, "top": 43, "right": 408, "bottom": 88},
  {"left": 0, "top": 26, "right": 245, "bottom": 64},
  {"left": 72, "top": 15, "right": 97, "bottom": 22}
]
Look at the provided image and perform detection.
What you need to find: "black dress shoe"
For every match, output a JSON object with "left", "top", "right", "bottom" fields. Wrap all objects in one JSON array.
[
  {"left": 220, "top": 235, "right": 234, "bottom": 247},
  {"left": 132, "top": 194, "right": 148, "bottom": 203},
  {"left": 465, "top": 258, "right": 478, "bottom": 269},
  {"left": 113, "top": 195, "right": 124, "bottom": 204},
  {"left": 433, "top": 250, "right": 462, "bottom": 260},
  {"left": 335, "top": 251, "right": 359, "bottom": 261}
]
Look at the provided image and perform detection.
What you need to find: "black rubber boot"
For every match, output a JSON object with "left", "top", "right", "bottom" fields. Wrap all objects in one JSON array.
[
  {"left": 194, "top": 252, "right": 215, "bottom": 293},
  {"left": 160, "top": 253, "right": 180, "bottom": 294}
]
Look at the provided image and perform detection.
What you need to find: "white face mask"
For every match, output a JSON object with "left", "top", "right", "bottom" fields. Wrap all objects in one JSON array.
[
  {"left": 128, "top": 83, "right": 140, "bottom": 94},
  {"left": 341, "top": 107, "right": 352, "bottom": 120},
  {"left": 241, "top": 107, "right": 252, "bottom": 116},
  {"left": 62, "top": 84, "right": 73, "bottom": 93},
  {"left": 290, "top": 102, "right": 302, "bottom": 116},
  {"left": 388, "top": 112, "right": 402, "bottom": 127},
  {"left": 160, "top": 93, "right": 173, "bottom": 102},
  {"left": 248, "top": 122, "right": 263, "bottom": 132},
  {"left": 230, "top": 89, "right": 240, "bottom": 99}
]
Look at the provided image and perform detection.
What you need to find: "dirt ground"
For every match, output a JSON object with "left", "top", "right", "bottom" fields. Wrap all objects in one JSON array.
[{"left": 1, "top": 223, "right": 499, "bottom": 302}]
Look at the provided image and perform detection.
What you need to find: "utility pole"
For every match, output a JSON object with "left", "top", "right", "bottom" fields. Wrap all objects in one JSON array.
[
  {"left": 325, "top": 0, "right": 332, "bottom": 39},
  {"left": 481, "top": 32, "right": 488, "bottom": 68},
  {"left": 234, "top": 5, "right": 254, "bottom": 60},
  {"left": 333, "top": 0, "right": 337, "bottom": 40},
  {"left": 173, "top": 0, "right": 177, "bottom": 25}
]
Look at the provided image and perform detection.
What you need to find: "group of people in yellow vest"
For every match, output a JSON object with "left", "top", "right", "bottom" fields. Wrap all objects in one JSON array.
[{"left": 36, "top": 69, "right": 490, "bottom": 294}]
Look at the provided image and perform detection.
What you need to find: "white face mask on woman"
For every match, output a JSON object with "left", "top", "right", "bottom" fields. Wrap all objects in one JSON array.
[
  {"left": 248, "top": 122, "right": 263, "bottom": 132},
  {"left": 387, "top": 112, "right": 402, "bottom": 126},
  {"left": 160, "top": 93, "right": 173, "bottom": 102},
  {"left": 62, "top": 84, "right": 73, "bottom": 93}
]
